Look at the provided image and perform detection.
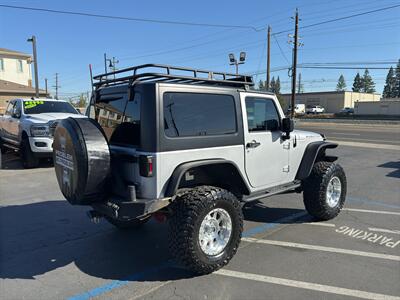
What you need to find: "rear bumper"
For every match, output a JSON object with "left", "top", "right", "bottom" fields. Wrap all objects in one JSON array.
[{"left": 92, "top": 196, "right": 171, "bottom": 221}]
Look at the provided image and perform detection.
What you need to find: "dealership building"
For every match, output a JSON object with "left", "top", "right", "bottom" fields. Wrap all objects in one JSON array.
[{"left": 281, "top": 91, "right": 381, "bottom": 113}]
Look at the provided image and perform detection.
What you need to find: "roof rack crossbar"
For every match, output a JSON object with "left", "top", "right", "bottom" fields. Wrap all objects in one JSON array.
[{"left": 93, "top": 63, "right": 253, "bottom": 89}]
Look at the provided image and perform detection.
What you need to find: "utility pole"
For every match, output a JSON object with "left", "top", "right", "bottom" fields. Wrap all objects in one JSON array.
[
  {"left": 297, "top": 73, "right": 302, "bottom": 94},
  {"left": 104, "top": 54, "right": 119, "bottom": 79},
  {"left": 290, "top": 9, "right": 299, "bottom": 119},
  {"left": 104, "top": 53, "right": 108, "bottom": 74},
  {"left": 27, "top": 35, "right": 39, "bottom": 98},
  {"left": 110, "top": 57, "right": 119, "bottom": 79},
  {"left": 53, "top": 73, "right": 60, "bottom": 100},
  {"left": 266, "top": 26, "right": 271, "bottom": 91},
  {"left": 45, "top": 78, "right": 48, "bottom": 96}
]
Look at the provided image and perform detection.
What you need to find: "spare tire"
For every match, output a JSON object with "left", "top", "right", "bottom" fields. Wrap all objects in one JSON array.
[{"left": 53, "top": 117, "right": 110, "bottom": 205}]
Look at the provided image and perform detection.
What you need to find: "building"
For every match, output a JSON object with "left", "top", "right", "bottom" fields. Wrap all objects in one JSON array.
[
  {"left": 0, "top": 48, "right": 33, "bottom": 86},
  {"left": 0, "top": 48, "right": 48, "bottom": 113},
  {"left": 0, "top": 80, "right": 48, "bottom": 113},
  {"left": 281, "top": 91, "right": 381, "bottom": 113},
  {"left": 355, "top": 100, "right": 400, "bottom": 116}
]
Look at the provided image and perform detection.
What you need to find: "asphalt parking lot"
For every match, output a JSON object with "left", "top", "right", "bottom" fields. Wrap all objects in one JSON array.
[{"left": 1, "top": 123, "right": 399, "bottom": 300}]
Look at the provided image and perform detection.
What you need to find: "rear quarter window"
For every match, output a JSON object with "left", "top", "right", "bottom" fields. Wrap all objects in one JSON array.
[{"left": 163, "top": 92, "right": 237, "bottom": 138}]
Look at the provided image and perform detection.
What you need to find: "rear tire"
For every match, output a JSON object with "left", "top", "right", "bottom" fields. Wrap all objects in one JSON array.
[
  {"left": 302, "top": 161, "right": 346, "bottom": 220},
  {"left": 105, "top": 215, "right": 151, "bottom": 229},
  {"left": 21, "top": 137, "right": 39, "bottom": 168},
  {"left": 169, "top": 186, "right": 243, "bottom": 274}
]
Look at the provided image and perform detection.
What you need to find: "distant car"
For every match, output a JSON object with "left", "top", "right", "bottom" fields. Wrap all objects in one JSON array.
[
  {"left": 306, "top": 105, "right": 325, "bottom": 114},
  {"left": 0, "top": 98, "right": 87, "bottom": 168},
  {"left": 287, "top": 104, "right": 306, "bottom": 115},
  {"left": 339, "top": 107, "right": 354, "bottom": 115}
]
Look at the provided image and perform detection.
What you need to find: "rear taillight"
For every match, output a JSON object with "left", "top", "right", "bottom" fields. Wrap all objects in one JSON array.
[{"left": 139, "top": 155, "right": 154, "bottom": 177}]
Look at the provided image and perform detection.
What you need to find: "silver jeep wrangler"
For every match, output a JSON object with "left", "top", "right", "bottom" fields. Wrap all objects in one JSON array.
[{"left": 53, "top": 64, "right": 346, "bottom": 274}]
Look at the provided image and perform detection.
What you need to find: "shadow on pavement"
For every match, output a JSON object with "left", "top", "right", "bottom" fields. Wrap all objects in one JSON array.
[
  {"left": 0, "top": 200, "right": 192, "bottom": 282},
  {"left": 0, "top": 151, "right": 53, "bottom": 170},
  {"left": 0, "top": 199, "right": 305, "bottom": 282},
  {"left": 377, "top": 161, "right": 400, "bottom": 178}
]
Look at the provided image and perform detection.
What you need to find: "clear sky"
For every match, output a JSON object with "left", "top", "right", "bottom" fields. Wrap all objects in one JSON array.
[{"left": 1, "top": 0, "right": 399, "bottom": 98}]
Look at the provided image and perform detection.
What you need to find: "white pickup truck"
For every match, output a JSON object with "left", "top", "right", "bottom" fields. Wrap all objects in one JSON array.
[{"left": 0, "top": 98, "right": 86, "bottom": 168}]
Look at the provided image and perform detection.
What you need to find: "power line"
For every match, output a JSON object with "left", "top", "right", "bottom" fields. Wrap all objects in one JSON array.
[
  {"left": 298, "top": 66, "right": 393, "bottom": 70},
  {"left": 272, "top": 34, "right": 290, "bottom": 64},
  {"left": 272, "top": 4, "right": 400, "bottom": 35},
  {"left": 0, "top": 4, "right": 262, "bottom": 31}
]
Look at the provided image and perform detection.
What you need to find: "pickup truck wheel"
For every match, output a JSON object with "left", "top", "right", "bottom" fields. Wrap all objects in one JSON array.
[
  {"left": 0, "top": 138, "right": 8, "bottom": 154},
  {"left": 21, "top": 138, "right": 39, "bottom": 168},
  {"left": 302, "top": 161, "right": 346, "bottom": 221},
  {"left": 169, "top": 186, "right": 243, "bottom": 274},
  {"left": 105, "top": 215, "right": 151, "bottom": 229}
]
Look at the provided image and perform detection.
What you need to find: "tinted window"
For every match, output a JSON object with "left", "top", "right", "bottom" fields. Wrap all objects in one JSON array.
[
  {"left": 13, "top": 101, "right": 22, "bottom": 115},
  {"left": 95, "top": 93, "right": 127, "bottom": 139},
  {"left": 23, "top": 101, "right": 78, "bottom": 114},
  {"left": 108, "top": 93, "right": 141, "bottom": 146},
  {"left": 163, "top": 92, "right": 236, "bottom": 137},
  {"left": 5, "top": 101, "right": 15, "bottom": 116},
  {"left": 246, "top": 97, "right": 280, "bottom": 132}
]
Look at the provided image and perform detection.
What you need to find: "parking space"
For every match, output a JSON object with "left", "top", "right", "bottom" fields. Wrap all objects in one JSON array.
[{"left": 1, "top": 137, "right": 399, "bottom": 299}]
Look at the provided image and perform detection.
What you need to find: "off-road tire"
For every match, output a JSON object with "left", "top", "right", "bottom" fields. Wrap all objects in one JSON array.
[
  {"left": 169, "top": 185, "right": 243, "bottom": 274},
  {"left": 105, "top": 215, "right": 151, "bottom": 229},
  {"left": 302, "top": 161, "right": 346, "bottom": 220},
  {"left": 21, "top": 137, "right": 39, "bottom": 168}
]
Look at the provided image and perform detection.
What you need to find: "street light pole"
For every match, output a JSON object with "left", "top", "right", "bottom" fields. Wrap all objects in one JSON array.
[
  {"left": 229, "top": 52, "right": 246, "bottom": 75},
  {"left": 27, "top": 35, "right": 39, "bottom": 98}
]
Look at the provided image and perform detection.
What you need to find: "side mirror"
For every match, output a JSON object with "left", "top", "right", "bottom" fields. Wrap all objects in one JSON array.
[
  {"left": 12, "top": 111, "right": 21, "bottom": 118},
  {"left": 281, "top": 118, "right": 294, "bottom": 139}
]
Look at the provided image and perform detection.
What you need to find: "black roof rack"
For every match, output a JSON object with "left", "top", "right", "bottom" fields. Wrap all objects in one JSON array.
[{"left": 93, "top": 63, "right": 254, "bottom": 89}]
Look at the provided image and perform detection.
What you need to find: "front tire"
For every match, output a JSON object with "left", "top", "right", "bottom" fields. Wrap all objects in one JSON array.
[
  {"left": 302, "top": 161, "right": 346, "bottom": 220},
  {"left": 169, "top": 186, "right": 243, "bottom": 274},
  {"left": 21, "top": 137, "right": 39, "bottom": 168}
]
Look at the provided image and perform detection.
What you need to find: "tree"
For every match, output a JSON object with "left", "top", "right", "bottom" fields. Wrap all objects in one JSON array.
[
  {"left": 275, "top": 76, "right": 281, "bottom": 94},
  {"left": 270, "top": 77, "right": 276, "bottom": 93},
  {"left": 336, "top": 74, "right": 347, "bottom": 91},
  {"left": 258, "top": 80, "right": 265, "bottom": 91},
  {"left": 382, "top": 67, "right": 396, "bottom": 98},
  {"left": 78, "top": 93, "right": 87, "bottom": 108},
  {"left": 361, "top": 69, "right": 375, "bottom": 93},
  {"left": 352, "top": 72, "right": 362, "bottom": 92},
  {"left": 394, "top": 59, "right": 400, "bottom": 97}
]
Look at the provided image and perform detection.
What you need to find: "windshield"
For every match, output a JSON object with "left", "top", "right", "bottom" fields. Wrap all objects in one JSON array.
[{"left": 23, "top": 100, "right": 78, "bottom": 115}]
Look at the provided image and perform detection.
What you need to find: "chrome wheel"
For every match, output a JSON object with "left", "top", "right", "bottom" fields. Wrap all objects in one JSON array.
[
  {"left": 326, "top": 176, "right": 342, "bottom": 208},
  {"left": 199, "top": 208, "right": 232, "bottom": 256}
]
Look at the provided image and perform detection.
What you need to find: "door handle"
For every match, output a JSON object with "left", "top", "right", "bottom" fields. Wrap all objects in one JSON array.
[{"left": 246, "top": 140, "right": 261, "bottom": 148}]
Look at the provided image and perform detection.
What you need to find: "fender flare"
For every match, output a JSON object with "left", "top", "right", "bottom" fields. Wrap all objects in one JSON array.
[
  {"left": 165, "top": 159, "right": 251, "bottom": 197},
  {"left": 295, "top": 141, "right": 338, "bottom": 180}
]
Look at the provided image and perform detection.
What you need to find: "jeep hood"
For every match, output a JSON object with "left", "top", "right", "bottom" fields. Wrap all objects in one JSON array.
[
  {"left": 293, "top": 129, "right": 323, "bottom": 141},
  {"left": 25, "top": 113, "right": 87, "bottom": 123}
]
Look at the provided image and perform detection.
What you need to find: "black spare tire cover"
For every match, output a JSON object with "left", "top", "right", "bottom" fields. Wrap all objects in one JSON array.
[{"left": 53, "top": 117, "right": 110, "bottom": 205}]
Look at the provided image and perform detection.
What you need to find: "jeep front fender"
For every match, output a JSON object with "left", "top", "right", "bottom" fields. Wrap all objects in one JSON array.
[{"left": 295, "top": 141, "right": 338, "bottom": 180}]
